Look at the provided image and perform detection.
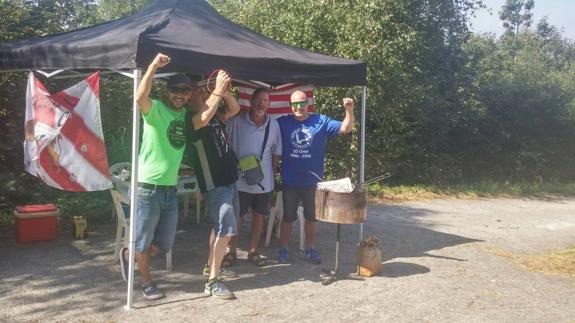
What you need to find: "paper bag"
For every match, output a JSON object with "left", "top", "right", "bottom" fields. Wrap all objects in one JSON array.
[{"left": 356, "top": 236, "right": 382, "bottom": 277}]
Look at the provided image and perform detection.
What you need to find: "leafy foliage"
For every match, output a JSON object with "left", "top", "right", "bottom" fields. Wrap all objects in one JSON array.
[{"left": 500, "top": 0, "right": 535, "bottom": 37}]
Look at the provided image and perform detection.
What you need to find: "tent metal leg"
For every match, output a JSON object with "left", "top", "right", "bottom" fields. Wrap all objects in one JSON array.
[
  {"left": 359, "top": 86, "right": 366, "bottom": 243},
  {"left": 125, "top": 69, "right": 142, "bottom": 310}
]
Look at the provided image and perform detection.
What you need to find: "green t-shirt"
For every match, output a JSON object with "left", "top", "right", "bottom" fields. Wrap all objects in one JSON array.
[{"left": 138, "top": 99, "right": 186, "bottom": 185}]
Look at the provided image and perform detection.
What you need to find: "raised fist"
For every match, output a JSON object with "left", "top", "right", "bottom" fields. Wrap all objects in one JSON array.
[
  {"left": 343, "top": 97, "right": 354, "bottom": 110},
  {"left": 214, "top": 70, "right": 232, "bottom": 95},
  {"left": 152, "top": 53, "right": 171, "bottom": 68}
]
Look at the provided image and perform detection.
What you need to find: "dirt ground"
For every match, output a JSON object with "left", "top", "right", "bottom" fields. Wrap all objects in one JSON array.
[{"left": 1, "top": 197, "right": 574, "bottom": 323}]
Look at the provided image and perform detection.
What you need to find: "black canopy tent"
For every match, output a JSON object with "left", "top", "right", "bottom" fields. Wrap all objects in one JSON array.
[
  {"left": 0, "top": 0, "right": 365, "bottom": 86},
  {"left": 0, "top": 0, "right": 367, "bottom": 308}
]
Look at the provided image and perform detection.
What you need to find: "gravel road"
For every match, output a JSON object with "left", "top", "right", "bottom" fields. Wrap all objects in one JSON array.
[{"left": 1, "top": 197, "right": 574, "bottom": 322}]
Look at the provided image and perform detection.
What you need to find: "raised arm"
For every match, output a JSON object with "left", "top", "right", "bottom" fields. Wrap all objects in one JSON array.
[
  {"left": 221, "top": 91, "right": 240, "bottom": 120},
  {"left": 192, "top": 70, "right": 231, "bottom": 129},
  {"left": 136, "top": 53, "right": 171, "bottom": 114},
  {"left": 339, "top": 97, "right": 355, "bottom": 134}
]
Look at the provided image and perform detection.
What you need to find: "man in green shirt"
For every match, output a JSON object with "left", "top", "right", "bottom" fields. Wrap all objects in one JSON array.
[{"left": 119, "top": 53, "right": 191, "bottom": 300}]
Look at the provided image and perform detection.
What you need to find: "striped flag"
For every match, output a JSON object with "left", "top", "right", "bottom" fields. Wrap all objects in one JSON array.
[
  {"left": 237, "top": 82, "right": 314, "bottom": 119},
  {"left": 23, "top": 72, "right": 112, "bottom": 191}
]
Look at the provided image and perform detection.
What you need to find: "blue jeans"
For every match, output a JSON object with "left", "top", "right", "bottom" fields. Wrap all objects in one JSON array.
[
  {"left": 133, "top": 186, "right": 178, "bottom": 253},
  {"left": 204, "top": 184, "right": 239, "bottom": 237}
]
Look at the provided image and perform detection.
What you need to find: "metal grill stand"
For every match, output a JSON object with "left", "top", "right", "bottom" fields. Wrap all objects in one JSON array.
[{"left": 320, "top": 223, "right": 364, "bottom": 285}]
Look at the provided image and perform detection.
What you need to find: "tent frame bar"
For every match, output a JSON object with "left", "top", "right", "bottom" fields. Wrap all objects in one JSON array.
[
  {"left": 125, "top": 68, "right": 142, "bottom": 310},
  {"left": 35, "top": 69, "right": 66, "bottom": 78},
  {"left": 359, "top": 86, "right": 366, "bottom": 243}
]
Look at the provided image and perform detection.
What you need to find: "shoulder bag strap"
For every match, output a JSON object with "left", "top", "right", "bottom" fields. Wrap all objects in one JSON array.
[{"left": 260, "top": 117, "right": 271, "bottom": 159}]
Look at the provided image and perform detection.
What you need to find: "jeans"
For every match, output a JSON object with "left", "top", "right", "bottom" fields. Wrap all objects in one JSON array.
[
  {"left": 133, "top": 185, "right": 178, "bottom": 253},
  {"left": 204, "top": 184, "right": 239, "bottom": 237}
]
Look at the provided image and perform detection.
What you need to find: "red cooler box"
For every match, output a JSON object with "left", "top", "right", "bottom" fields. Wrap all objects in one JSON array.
[{"left": 15, "top": 204, "right": 58, "bottom": 243}]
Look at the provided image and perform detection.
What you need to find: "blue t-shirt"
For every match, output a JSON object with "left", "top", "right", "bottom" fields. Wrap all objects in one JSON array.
[{"left": 277, "top": 114, "right": 342, "bottom": 186}]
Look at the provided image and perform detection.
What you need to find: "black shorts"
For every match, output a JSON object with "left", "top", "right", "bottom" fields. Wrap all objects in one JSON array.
[
  {"left": 238, "top": 191, "right": 272, "bottom": 217},
  {"left": 282, "top": 185, "right": 316, "bottom": 223}
]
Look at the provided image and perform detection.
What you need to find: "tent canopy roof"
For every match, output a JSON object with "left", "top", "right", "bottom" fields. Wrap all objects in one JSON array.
[{"left": 0, "top": 0, "right": 365, "bottom": 86}]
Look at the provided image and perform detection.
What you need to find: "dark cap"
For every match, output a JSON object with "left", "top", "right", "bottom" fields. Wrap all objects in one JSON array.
[{"left": 167, "top": 74, "right": 192, "bottom": 88}]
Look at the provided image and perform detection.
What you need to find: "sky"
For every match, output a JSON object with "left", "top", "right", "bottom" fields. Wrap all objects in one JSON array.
[{"left": 469, "top": 0, "right": 575, "bottom": 40}]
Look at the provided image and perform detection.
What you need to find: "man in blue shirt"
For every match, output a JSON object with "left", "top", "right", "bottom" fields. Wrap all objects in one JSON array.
[{"left": 277, "top": 90, "right": 355, "bottom": 264}]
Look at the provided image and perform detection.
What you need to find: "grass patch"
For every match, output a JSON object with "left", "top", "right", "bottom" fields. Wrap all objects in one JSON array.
[
  {"left": 482, "top": 245, "right": 575, "bottom": 278},
  {"left": 520, "top": 247, "right": 575, "bottom": 278},
  {"left": 367, "top": 182, "right": 575, "bottom": 202}
]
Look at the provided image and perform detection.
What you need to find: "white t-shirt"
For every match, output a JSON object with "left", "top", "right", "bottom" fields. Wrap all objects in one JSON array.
[{"left": 227, "top": 112, "right": 282, "bottom": 193}]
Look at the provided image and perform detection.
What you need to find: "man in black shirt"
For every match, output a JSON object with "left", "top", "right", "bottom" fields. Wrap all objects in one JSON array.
[{"left": 186, "top": 71, "right": 240, "bottom": 300}]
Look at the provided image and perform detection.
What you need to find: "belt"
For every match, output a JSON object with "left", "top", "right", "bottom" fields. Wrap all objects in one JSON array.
[{"left": 138, "top": 182, "right": 176, "bottom": 190}]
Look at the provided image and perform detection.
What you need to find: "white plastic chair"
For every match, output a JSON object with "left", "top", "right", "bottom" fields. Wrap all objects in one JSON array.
[
  {"left": 109, "top": 162, "right": 203, "bottom": 222},
  {"left": 265, "top": 191, "right": 305, "bottom": 250},
  {"left": 109, "top": 162, "right": 131, "bottom": 195},
  {"left": 110, "top": 189, "right": 172, "bottom": 271},
  {"left": 109, "top": 162, "right": 131, "bottom": 220},
  {"left": 178, "top": 164, "right": 202, "bottom": 223}
]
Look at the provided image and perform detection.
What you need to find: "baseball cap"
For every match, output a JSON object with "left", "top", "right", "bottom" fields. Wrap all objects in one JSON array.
[{"left": 167, "top": 74, "right": 192, "bottom": 88}]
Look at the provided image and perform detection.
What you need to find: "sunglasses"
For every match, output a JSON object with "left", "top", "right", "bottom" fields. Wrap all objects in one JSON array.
[
  {"left": 168, "top": 86, "right": 192, "bottom": 94},
  {"left": 290, "top": 101, "right": 307, "bottom": 108}
]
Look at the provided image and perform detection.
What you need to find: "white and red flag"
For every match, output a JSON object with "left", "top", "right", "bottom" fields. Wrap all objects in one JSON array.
[
  {"left": 23, "top": 71, "right": 112, "bottom": 191},
  {"left": 237, "top": 82, "right": 314, "bottom": 118}
]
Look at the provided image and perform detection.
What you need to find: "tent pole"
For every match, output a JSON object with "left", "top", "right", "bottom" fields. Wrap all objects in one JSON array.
[
  {"left": 359, "top": 86, "right": 366, "bottom": 243},
  {"left": 125, "top": 68, "right": 142, "bottom": 310}
]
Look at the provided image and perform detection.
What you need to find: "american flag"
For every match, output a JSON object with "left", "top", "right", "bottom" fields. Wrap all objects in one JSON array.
[
  {"left": 237, "top": 82, "right": 314, "bottom": 119},
  {"left": 24, "top": 72, "right": 112, "bottom": 191}
]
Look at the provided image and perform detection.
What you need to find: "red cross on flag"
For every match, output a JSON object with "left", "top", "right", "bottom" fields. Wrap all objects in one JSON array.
[{"left": 23, "top": 72, "right": 112, "bottom": 191}]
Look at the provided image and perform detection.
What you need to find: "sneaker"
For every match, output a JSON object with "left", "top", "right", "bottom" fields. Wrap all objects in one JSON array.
[
  {"left": 119, "top": 247, "right": 129, "bottom": 282},
  {"left": 277, "top": 247, "right": 289, "bottom": 263},
  {"left": 142, "top": 282, "right": 165, "bottom": 300},
  {"left": 305, "top": 248, "right": 322, "bottom": 265},
  {"left": 204, "top": 278, "right": 235, "bottom": 300},
  {"left": 202, "top": 264, "right": 238, "bottom": 278}
]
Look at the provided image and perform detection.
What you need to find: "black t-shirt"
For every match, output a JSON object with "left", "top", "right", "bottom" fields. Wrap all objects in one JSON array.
[{"left": 185, "top": 114, "right": 238, "bottom": 193}]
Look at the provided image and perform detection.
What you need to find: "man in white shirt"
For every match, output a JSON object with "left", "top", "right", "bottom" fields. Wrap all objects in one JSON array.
[{"left": 226, "top": 88, "right": 282, "bottom": 267}]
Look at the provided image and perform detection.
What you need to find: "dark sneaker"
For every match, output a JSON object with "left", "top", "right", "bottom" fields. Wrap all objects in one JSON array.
[
  {"left": 305, "top": 248, "right": 322, "bottom": 265},
  {"left": 204, "top": 278, "right": 235, "bottom": 300},
  {"left": 142, "top": 283, "right": 165, "bottom": 300},
  {"left": 119, "top": 247, "right": 129, "bottom": 282},
  {"left": 277, "top": 247, "right": 289, "bottom": 263},
  {"left": 219, "top": 267, "right": 238, "bottom": 278},
  {"left": 202, "top": 264, "right": 238, "bottom": 278}
]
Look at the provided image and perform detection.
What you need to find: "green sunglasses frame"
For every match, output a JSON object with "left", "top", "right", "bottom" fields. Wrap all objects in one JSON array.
[{"left": 290, "top": 101, "right": 307, "bottom": 108}]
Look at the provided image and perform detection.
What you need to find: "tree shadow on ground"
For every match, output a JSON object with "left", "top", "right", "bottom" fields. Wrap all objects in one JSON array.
[{"left": 0, "top": 202, "right": 481, "bottom": 317}]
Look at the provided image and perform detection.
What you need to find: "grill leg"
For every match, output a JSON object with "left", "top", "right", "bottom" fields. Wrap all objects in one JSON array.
[{"left": 321, "top": 223, "right": 363, "bottom": 286}]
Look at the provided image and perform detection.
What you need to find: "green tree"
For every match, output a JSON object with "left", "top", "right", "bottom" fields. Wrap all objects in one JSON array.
[
  {"left": 499, "top": 0, "right": 535, "bottom": 39},
  {"left": 463, "top": 23, "right": 575, "bottom": 181},
  {"left": 210, "top": 0, "right": 483, "bottom": 183}
]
